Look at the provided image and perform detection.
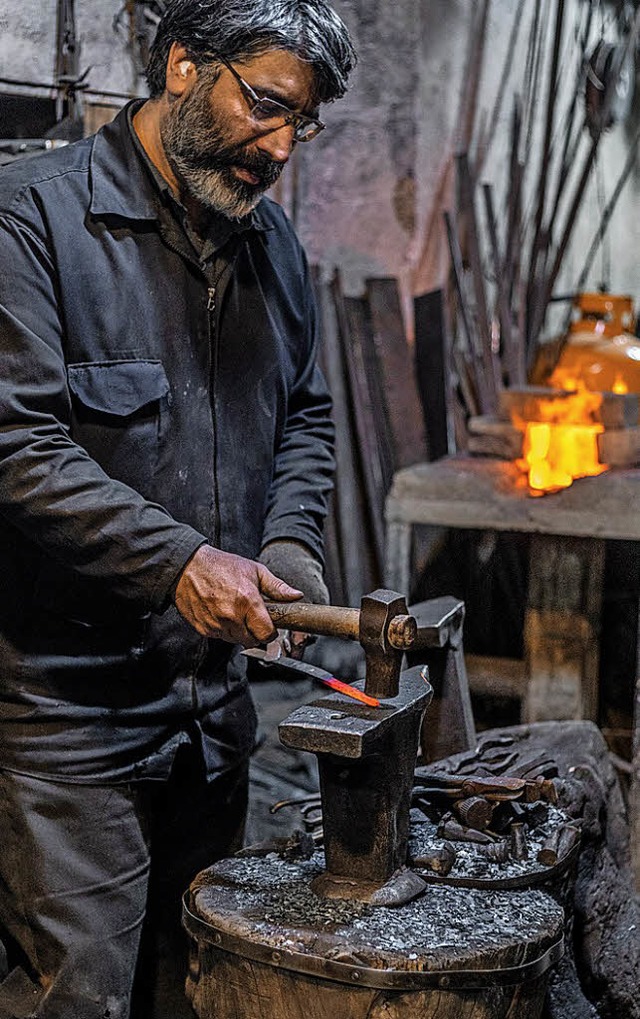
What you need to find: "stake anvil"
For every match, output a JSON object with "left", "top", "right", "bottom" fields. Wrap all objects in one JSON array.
[{"left": 272, "top": 588, "right": 435, "bottom": 904}]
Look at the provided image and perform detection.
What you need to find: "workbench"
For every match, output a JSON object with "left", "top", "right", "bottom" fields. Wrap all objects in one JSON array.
[{"left": 384, "top": 456, "right": 640, "bottom": 886}]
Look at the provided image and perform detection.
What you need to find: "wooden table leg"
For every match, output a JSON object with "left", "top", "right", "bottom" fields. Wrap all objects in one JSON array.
[
  {"left": 384, "top": 519, "right": 412, "bottom": 594},
  {"left": 524, "top": 534, "right": 605, "bottom": 722}
]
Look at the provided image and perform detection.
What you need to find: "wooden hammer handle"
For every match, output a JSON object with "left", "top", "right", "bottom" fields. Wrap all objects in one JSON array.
[
  {"left": 264, "top": 602, "right": 418, "bottom": 650},
  {"left": 265, "top": 602, "right": 360, "bottom": 641}
]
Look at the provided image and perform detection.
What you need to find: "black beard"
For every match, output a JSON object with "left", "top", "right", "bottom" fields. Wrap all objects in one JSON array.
[{"left": 160, "top": 79, "right": 284, "bottom": 219}]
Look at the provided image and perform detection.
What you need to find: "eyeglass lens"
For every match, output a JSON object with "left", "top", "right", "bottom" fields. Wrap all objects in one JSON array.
[{"left": 249, "top": 98, "right": 322, "bottom": 141}]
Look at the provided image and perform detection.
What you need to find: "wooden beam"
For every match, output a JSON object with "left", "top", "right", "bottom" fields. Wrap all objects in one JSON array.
[
  {"left": 314, "top": 270, "right": 370, "bottom": 604},
  {"left": 366, "top": 278, "right": 429, "bottom": 470},
  {"left": 498, "top": 387, "right": 640, "bottom": 429},
  {"left": 339, "top": 289, "right": 387, "bottom": 583},
  {"left": 524, "top": 534, "right": 604, "bottom": 722},
  {"left": 465, "top": 653, "right": 526, "bottom": 701},
  {"left": 467, "top": 416, "right": 523, "bottom": 459},
  {"left": 414, "top": 289, "right": 453, "bottom": 460},
  {"left": 456, "top": 153, "right": 501, "bottom": 412}
]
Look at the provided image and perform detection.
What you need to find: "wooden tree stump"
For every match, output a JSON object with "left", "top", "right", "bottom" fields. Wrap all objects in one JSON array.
[{"left": 184, "top": 853, "right": 564, "bottom": 1019}]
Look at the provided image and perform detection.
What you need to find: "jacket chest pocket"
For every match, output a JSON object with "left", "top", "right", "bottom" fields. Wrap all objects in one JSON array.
[{"left": 67, "top": 359, "right": 170, "bottom": 500}]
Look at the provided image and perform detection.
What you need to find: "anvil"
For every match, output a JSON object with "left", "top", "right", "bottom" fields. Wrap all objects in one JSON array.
[{"left": 263, "top": 589, "right": 435, "bottom": 904}]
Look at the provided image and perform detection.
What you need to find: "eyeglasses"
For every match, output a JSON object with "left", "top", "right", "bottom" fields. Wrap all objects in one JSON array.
[{"left": 203, "top": 53, "right": 325, "bottom": 143}]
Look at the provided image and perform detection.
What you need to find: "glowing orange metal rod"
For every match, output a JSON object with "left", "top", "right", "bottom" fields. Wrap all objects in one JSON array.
[{"left": 318, "top": 677, "right": 381, "bottom": 707}]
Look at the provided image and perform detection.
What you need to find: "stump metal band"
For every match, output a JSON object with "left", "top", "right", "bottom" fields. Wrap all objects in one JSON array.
[{"left": 182, "top": 897, "right": 564, "bottom": 991}]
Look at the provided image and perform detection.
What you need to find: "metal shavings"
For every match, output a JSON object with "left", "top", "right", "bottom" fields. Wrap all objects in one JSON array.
[
  {"left": 199, "top": 850, "right": 564, "bottom": 962},
  {"left": 346, "top": 886, "right": 561, "bottom": 956},
  {"left": 210, "top": 852, "right": 370, "bottom": 930},
  {"left": 262, "top": 882, "right": 371, "bottom": 928}
]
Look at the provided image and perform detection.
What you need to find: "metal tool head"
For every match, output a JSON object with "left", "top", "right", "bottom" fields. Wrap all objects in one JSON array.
[
  {"left": 359, "top": 589, "right": 412, "bottom": 699},
  {"left": 264, "top": 589, "right": 446, "bottom": 903}
]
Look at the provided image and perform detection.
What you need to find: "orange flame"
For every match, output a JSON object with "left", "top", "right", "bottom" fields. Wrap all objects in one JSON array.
[
  {"left": 612, "top": 373, "right": 629, "bottom": 395},
  {"left": 514, "top": 373, "right": 608, "bottom": 493}
]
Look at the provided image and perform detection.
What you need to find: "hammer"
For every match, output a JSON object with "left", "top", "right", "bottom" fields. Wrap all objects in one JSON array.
[{"left": 264, "top": 589, "right": 426, "bottom": 699}]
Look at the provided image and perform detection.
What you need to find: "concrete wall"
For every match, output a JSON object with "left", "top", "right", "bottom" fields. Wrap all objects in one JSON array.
[
  {"left": 0, "top": 0, "right": 138, "bottom": 94},
  {"left": 1, "top": 0, "right": 640, "bottom": 315}
]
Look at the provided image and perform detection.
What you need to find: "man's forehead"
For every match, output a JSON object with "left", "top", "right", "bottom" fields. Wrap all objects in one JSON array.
[{"left": 231, "top": 48, "right": 318, "bottom": 105}]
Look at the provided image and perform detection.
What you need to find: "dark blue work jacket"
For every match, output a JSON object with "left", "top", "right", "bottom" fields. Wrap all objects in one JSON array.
[{"left": 0, "top": 105, "right": 334, "bottom": 782}]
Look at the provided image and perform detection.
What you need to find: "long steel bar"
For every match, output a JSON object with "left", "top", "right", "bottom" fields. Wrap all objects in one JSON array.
[
  {"left": 574, "top": 116, "right": 640, "bottom": 294},
  {"left": 523, "top": 0, "right": 546, "bottom": 165},
  {"left": 504, "top": 98, "right": 523, "bottom": 302},
  {"left": 476, "top": 0, "right": 526, "bottom": 176},
  {"left": 458, "top": 0, "right": 491, "bottom": 152},
  {"left": 547, "top": 2, "right": 595, "bottom": 229},
  {"left": 528, "top": 0, "right": 566, "bottom": 301},
  {"left": 483, "top": 183, "right": 525, "bottom": 386},
  {"left": 444, "top": 210, "right": 491, "bottom": 414},
  {"left": 529, "top": 6, "right": 640, "bottom": 356},
  {"left": 0, "top": 75, "right": 142, "bottom": 101},
  {"left": 456, "top": 153, "right": 500, "bottom": 410}
]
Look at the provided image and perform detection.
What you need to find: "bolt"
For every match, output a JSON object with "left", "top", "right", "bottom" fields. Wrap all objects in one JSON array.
[
  {"left": 388, "top": 614, "right": 418, "bottom": 649},
  {"left": 510, "top": 822, "right": 529, "bottom": 861}
]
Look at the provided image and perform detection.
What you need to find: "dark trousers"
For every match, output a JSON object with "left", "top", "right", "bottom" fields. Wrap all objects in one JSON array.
[{"left": 0, "top": 749, "right": 248, "bottom": 1019}]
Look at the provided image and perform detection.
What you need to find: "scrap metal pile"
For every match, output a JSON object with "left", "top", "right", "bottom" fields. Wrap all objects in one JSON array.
[{"left": 410, "top": 736, "right": 580, "bottom": 884}]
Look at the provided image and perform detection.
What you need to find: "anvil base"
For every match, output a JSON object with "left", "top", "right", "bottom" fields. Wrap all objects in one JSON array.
[{"left": 279, "top": 666, "right": 433, "bottom": 902}]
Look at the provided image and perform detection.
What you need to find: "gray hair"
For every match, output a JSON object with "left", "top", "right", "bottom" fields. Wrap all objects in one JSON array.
[{"left": 145, "top": 0, "right": 356, "bottom": 103}]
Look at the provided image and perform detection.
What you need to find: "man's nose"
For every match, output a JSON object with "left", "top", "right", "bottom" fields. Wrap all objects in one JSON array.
[{"left": 255, "top": 123, "right": 297, "bottom": 163}]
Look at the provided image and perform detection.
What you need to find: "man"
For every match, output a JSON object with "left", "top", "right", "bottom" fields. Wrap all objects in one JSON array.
[{"left": 0, "top": 1, "right": 355, "bottom": 1016}]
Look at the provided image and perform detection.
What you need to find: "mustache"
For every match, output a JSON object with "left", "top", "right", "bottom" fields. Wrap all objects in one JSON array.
[
  {"left": 183, "top": 138, "right": 284, "bottom": 188},
  {"left": 234, "top": 149, "right": 284, "bottom": 188}
]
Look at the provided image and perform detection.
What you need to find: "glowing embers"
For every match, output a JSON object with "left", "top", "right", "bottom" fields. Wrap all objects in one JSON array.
[{"left": 513, "top": 378, "right": 608, "bottom": 493}]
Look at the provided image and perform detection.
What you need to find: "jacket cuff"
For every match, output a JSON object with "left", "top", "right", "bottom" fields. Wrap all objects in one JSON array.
[{"left": 149, "top": 529, "right": 208, "bottom": 613}]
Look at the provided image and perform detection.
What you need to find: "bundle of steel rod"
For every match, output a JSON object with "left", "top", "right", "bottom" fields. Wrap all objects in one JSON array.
[
  {"left": 312, "top": 268, "right": 428, "bottom": 604},
  {"left": 428, "top": 0, "right": 640, "bottom": 433}
]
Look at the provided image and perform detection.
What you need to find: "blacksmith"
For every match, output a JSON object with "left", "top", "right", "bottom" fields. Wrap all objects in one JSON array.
[{"left": 0, "top": 1, "right": 355, "bottom": 1015}]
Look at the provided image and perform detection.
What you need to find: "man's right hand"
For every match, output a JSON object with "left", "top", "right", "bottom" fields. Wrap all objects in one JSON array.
[{"left": 174, "top": 544, "right": 303, "bottom": 646}]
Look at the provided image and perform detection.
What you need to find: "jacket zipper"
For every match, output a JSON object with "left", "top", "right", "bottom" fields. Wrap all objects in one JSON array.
[
  {"left": 191, "top": 267, "right": 227, "bottom": 695},
  {"left": 194, "top": 249, "right": 241, "bottom": 688}
]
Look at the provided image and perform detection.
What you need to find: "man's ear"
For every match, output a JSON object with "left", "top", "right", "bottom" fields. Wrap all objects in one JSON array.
[{"left": 165, "top": 42, "right": 197, "bottom": 97}]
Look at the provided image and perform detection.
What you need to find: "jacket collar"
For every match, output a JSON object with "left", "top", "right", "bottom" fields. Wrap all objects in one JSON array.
[{"left": 89, "top": 101, "right": 272, "bottom": 232}]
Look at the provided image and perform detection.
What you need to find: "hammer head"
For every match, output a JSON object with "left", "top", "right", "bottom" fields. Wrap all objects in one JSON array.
[{"left": 359, "top": 589, "right": 410, "bottom": 699}]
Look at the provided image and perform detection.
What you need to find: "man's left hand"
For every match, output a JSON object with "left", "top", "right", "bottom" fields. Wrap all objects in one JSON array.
[{"left": 258, "top": 540, "right": 329, "bottom": 658}]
